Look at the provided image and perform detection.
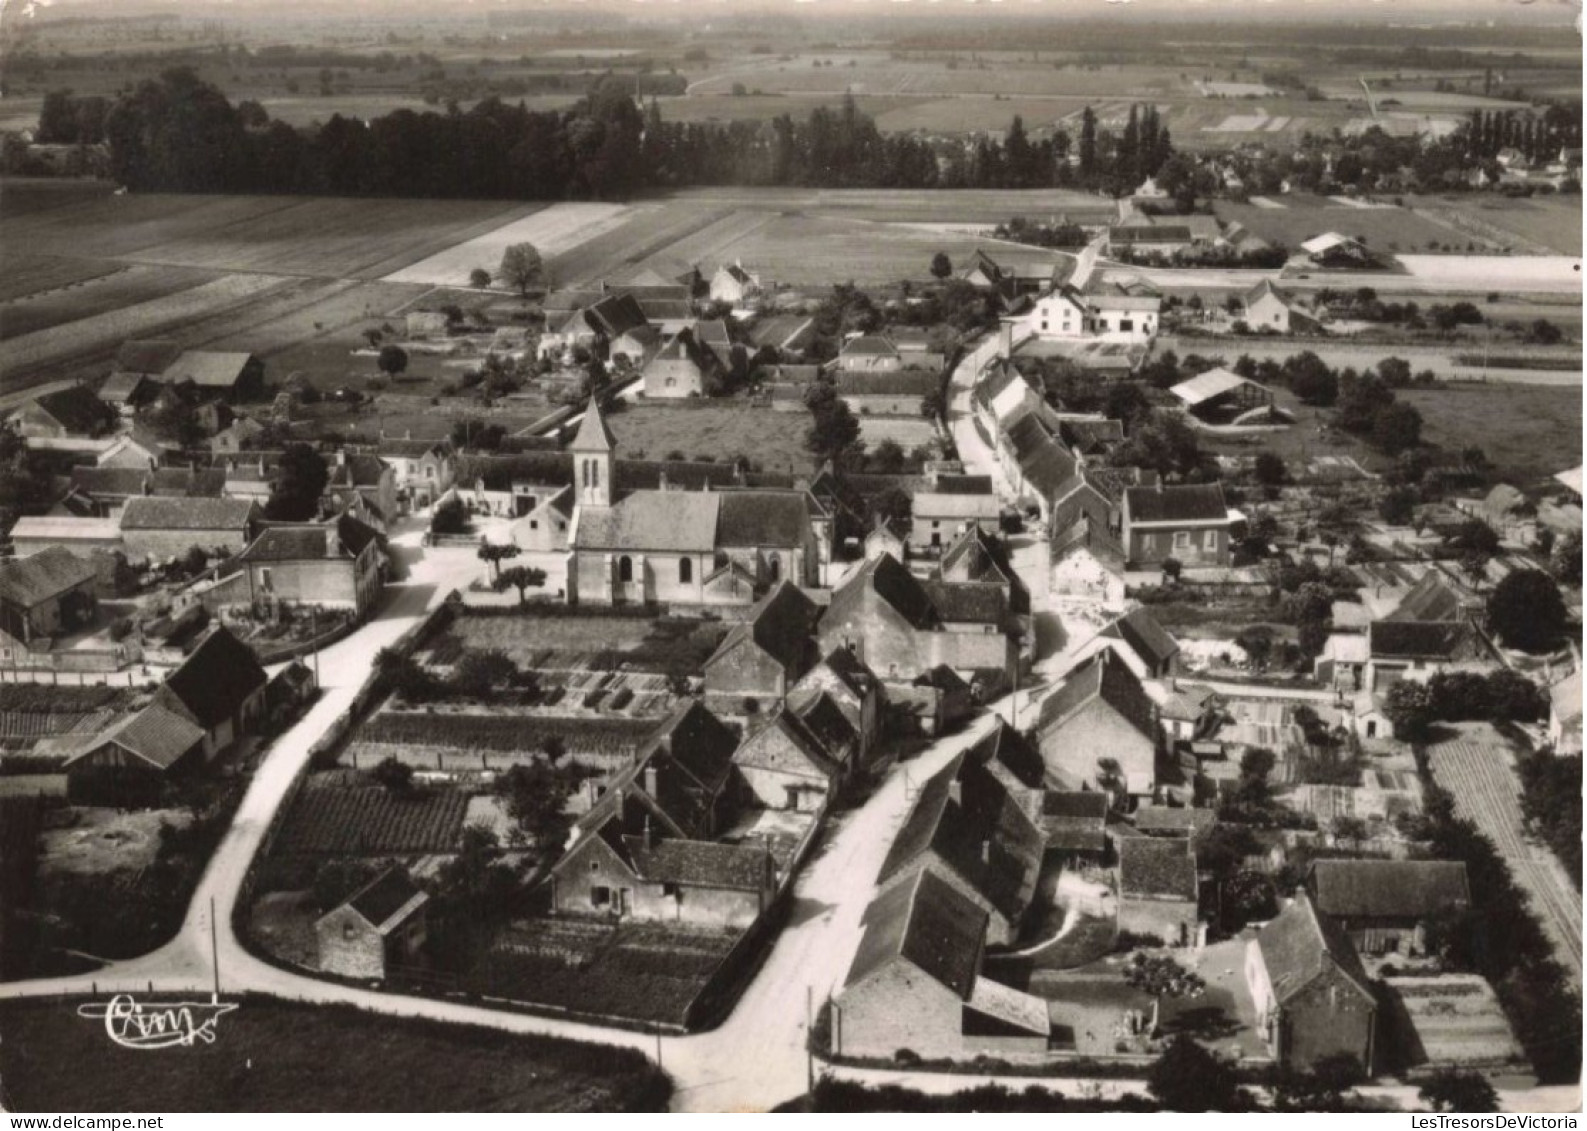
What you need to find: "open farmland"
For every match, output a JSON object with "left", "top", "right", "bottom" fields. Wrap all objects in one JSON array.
[
  {"left": 1215, "top": 194, "right": 1498, "bottom": 254},
  {"left": 0, "top": 255, "right": 127, "bottom": 304},
  {"left": 609, "top": 401, "right": 816, "bottom": 473},
  {"left": 384, "top": 203, "right": 633, "bottom": 286},
  {"left": 273, "top": 780, "right": 470, "bottom": 856},
  {"left": 0, "top": 265, "right": 223, "bottom": 342},
  {"left": 1397, "top": 383, "right": 1583, "bottom": 484},
  {"left": 1413, "top": 195, "right": 1584, "bottom": 258}
]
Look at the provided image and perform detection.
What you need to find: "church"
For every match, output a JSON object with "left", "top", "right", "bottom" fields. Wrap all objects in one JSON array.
[{"left": 566, "top": 400, "right": 826, "bottom": 606}]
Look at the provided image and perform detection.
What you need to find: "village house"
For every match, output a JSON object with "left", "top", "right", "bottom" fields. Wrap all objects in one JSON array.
[
  {"left": 0, "top": 546, "right": 101, "bottom": 650},
  {"left": 106, "top": 339, "right": 183, "bottom": 396},
  {"left": 833, "top": 369, "right": 939, "bottom": 417},
  {"left": 68, "top": 466, "right": 226, "bottom": 514},
  {"left": 910, "top": 473, "right": 1001, "bottom": 555},
  {"left": 1242, "top": 279, "right": 1302, "bottom": 334},
  {"left": 834, "top": 870, "right": 1051, "bottom": 1062},
  {"left": 702, "top": 580, "right": 822, "bottom": 711},
  {"left": 862, "top": 516, "right": 908, "bottom": 563},
  {"left": 835, "top": 335, "right": 903, "bottom": 373},
  {"left": 1306, "top": 859, "right": 1471, "bottom": 957},
  {"left": 1121, "top": 482, "right": 1233, "bottom": 569},
  {"left": 235, "top": 513, "right": 385, "bottom": 618},
  {"left": 95, "top": 428, "right": 166, "bottom": 470},
  {"left": 161, "top": 351, "right": 265, "bottom": 401},
  {"left": 817, "top": 552, "right": 1016, "bottom": 690},
  {"left": 151, "top": 625, "right": 268, "bottom": 759},
  {"left": 6, "top": 515, "right": 125, "bottom": 561},
  {"left": 119, "top": 496, "right": 260, "bottom": 563},
  {"left": 324, "top": 451, "right": 400, "bottom": 530},
  {"left": 210, "top": 417, "right": 267, "bottom": 454},
  {"left": 315, "top": 867, "right": 430, "bottom": 980},
  {"left": 730, "top": 703, "right": 847, "bottom": 815},
  {"left": 747, "top": 316, "right": 815, "bottom": 356},
  {"left": 1247, "top": 893, "right": 1379, "bottom": 1074},
  {"left": 376, "top": 436, "right": 457, "bottom": 511},
  {"left": 791, "top": 646, "right": 883, "bottom": 766},
  {"left": 642, "top": 331, "right": 723, "bottom": 399},
  {"left": 1049, "top": 513, "right": 1127, "bottom": 610},
  {"left": 1134, "top": 805, "right": 1216, "bottom": 841},
  {"left": 1362, "top": 620, "right": 1490, "bottom": 694},
  {"left": 1107, "top": 222, "right": 1194, "bottom": 258},
  {"left": 62, "top": 701, "right": 208, "bottom": 785},
  {"left": 937, "top": 525, "right": 1030, "bottom": 616},
  {"left": 506, "top": 485, "right": 576, "bottom": 554},
  {"left": 1035, "top": 649, "right": 1160, "bottom": 797},
  {"left": 10, "top": 385, "right": 115, "bottom": 441},
  {"left": 875, "top": 753, "right": 1044, "bottom": 947},
  {"left": 1090, "top": 606, "right": 1181, "bottom": 681},
  {"left": 1041, "top": 791, "right": 1110, "bottom": 864},
  {"left": 567, "top": 401, "right": 821, "bottom": 605},
  {"left": 709, "top": 262, "right": 761, "bottom": 305},
  {"left": 963, "top": 719, "right": 1047, "bottom": 825},
  {"left": 98, "top": 369, "right": 161, "bottom": 419},
  {"left": 1116, "top": 835, "right": 1200, "bottom": 945}
]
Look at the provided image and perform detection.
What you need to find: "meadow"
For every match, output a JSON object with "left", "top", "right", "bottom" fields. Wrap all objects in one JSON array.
[
  {"left": 1214, "top": 194, "right": 1493, "bottom": 254},
  {"left": 1397, "top": 382, "right": 1584, "bottom": 485}
]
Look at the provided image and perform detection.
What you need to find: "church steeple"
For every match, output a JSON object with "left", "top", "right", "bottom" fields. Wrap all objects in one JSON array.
[{"left": 571, "top": 396, "right": 616, "bottom": 508}]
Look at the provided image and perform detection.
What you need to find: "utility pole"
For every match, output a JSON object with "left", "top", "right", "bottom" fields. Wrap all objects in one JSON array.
[
  {"left": 806, "top": 986, "right": 815, "bottom": 1094},
  {"left": 210, "top": 896, "right": 221, "bottom": 1003}
]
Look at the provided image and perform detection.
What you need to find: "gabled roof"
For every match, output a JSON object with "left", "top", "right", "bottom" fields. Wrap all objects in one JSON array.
[
  {"left": 786, "top": 688, "right": 859, "bottom": 765},
  {"left": 623, "top": 836, "right": 770, "bottom": 891},
  {"left": 162, "top": 351, "right": 256, "bottom": 388},
  {"left": 1387, "top": 571, "right": 1467, "bottom": 623},
  {"left": 569, "top": 397, "right": 618, "bottom": 453},
  {"left": 825, "top": 553, "right": 939, "bottom": 634},
  {"left": 154, "top": 625, "right": 268, "bottom": 731},
  {"left": 733, "top": 707, "right": 844, "bottom": 782},
  {"left": 834, "top": 370, "right": 938, "bottom": 396},
  {"left": 1171, "top": 367, "right": 1262, "bottom": 408},
  {"left": 0, "top": 546, "right": 99, "bottom": 609},
  {"left": 65, "top": 702, "right": 206, "bottom": 771},
  {"left": 1243, "top": 278, "right": 1288, "bottom": 307},
  {"left": 27, "top": 386, "right": 110, "bottom": 435},
  {"left": 636, "top": 700, "right": 739, "bottom": 803},
  {"left": 1100, "top": 607, "right": 1180, "bottom": 671},
  {"left": 575, "top": 490, "right": 719, "bottom": 553},
  {"left": 921, "top": 580, "right": 1007, "bottom": 626},
  {"left": 966, "top": 719, "right": 1046, "bottom": 791},
  {"left": 1301, "top": 232, "right": 1363, "bottom": 256},
  {"left": 1037, "top": 650, "right": 1157, "bottom": 743},
  {"left": 1118, "top": 836, "right": 1197, "bottom": 900},
  {"left": 845, "top": 868, "right": 987, "bottom": 999},
  {"left": 1041, "top": 790, "right": 1110, "bottom": 852},
  {"left": 120, "top": 496, "right": 257, "bottom": 532},
  {"left": 797, "top": 645, "right": 878, "bottom": 704},
  {"left": 1307, "top": 859, "right": 1470, "bottom": 920},
  {"left": 1368, "top": 620, "right": 1482, "bottom": 661},
  {"left": 114, "top": 339, "right": 183, "bottom": 376},
  {"left": 583, "top": 293, "right": 648, "bottom": 339},
  {"left": 341, "top": 867, "right": 428, "bottom": 934},
  {"left": 377, "top": 437, "right": 452, "bottom": 461},
  {"left": 707, "top": 580, "right": 820, "bottom": 675},
  {"left": 1255, "top": 893, "right": 1374, "bottom": 1005},
  {"left": 239, "top": 513, "right": 379, "bottom": 563},
  {"left": 1124, "top": 483, "right": 1228, "bottom": 525},
  {"left": 716, "top": 490, "right": 810, "bottom": 549},
  {"left": 99, "top": 372, "right": 152, "bottom": 404},
  {"left": 1134, "top": 805, "right": 1216, "bottom": 837},
  {"left": 839, "top": 334, "right": 901, "bottom": 359}
]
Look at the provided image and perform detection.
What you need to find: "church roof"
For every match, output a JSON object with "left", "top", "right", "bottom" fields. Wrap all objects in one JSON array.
[{"left": 570, "top": 398, "right": 618, "bottom": 453}]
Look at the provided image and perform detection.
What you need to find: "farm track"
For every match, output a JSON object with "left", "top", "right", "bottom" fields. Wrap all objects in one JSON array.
[{"left": 1426, "top": 734, "right": 1583, "bottom": 986}]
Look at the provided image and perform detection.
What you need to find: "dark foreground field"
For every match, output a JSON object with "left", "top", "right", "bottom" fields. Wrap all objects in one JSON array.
[{"left": 0, "top": 996, "right": 671, "bottom": 1112}]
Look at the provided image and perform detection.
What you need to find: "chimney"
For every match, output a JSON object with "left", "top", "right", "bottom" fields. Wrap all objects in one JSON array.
[
  {"left": 644, "top": 764, "right": 658, "bottom": 798},
  {"left": 998, "top": 320, "right": 1014, "bottom": 360}
]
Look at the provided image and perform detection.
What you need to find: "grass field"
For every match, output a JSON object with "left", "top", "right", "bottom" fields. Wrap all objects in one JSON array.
[
  {"left": 1398, "top": 383, "right": 1583, "bottom": 485},
  {"left": 609, "top": 401, "right": 816, "bottom": 472},
  {"left": 1215, "top": 194, "right": 1494, "bottom": 254},
  {"left": 0, "top": 265, "right": 223, "bottom": 342},
  {"left": 0, "top": 997, "right": 671, "bottom": 1111},
  {"left": 1413, "top": 194, "right": 1584, "bottom": 258}
]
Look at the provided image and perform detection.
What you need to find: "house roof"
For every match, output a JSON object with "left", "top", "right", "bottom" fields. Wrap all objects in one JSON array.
[
  {"left": 155, "top": 626, "right": 268, "bottom": 730},
  {"left": 1368, "top": 620, "right": 1482, "bottom": 661},
  {"left": 1255, "top": 893, "right": 1374, "bottom": 1005},
  {"left": 162, "top": 351, "right": 255, "bottom": 388},
  {"left": 636, "top": 700, "right": 740, "bottom": 804},
  {"left": 786, "top": 688, "right": 859, "bottom": 764},
  {"left": 921, "top": 580, "right": 1007, "bottom": 626},
  {"left": 1135, "top": 805, "right": 1216, "bottom": 836},
  {"left": 1243, "top": 278, "right": 1287, "bottom": 307},
  {"left": 343, "top": 867, "right": 428, "bottom": 934},
  {"left": 1307, "top": 859, "right": 1470, "bottom": 920},
  {"left": 834, "top": 370, "right": 938, "bottom": 397},
  {"left": 798, "top": 645, "right": 878, "bottom": 705},
  {"left": 1125, "top": 483, "right": 1228, "bottom": 525},
  {"left": 1111, "top": 224, "right": 1193, "bottom": 243},
  {"left": 120, "top": 496, "right": 256, "bottom": 532},
  {"left": 569, "top": 397, "right": 618, "bottom": 453},
  {"left": 1171, "top": 367, "right": 1263, "bottom": 408},
  {"left": 839, "top": 335, "right": 901, "bottom": 359},
  {"left": 708, "top": 580, "right": 819, "bottom": 675},
  {"left": 1118, "top": 836, "right": 1197, "bottom": 900},
  {"left": 636, "top": 298, "right": 693, "bottom": 324},
  {"left": 1301, "top": 232, "right": 1362, "bottom": 255},
  {"left": 966, "top": 719, "right": 1046, "bottom": 791},
  {"left": 114, "top": 339, "right": 183, "bottom": 375},
  {"left": 575, "top": 490, "right": 720, "bottom": 553},
  {"left": 1100, "top": 607, "right": 1180, "bottom": 671},
  {"left": 378, "top": 438, "right": 452, "bottom": 460},
  {"left": 826, "top": 553, "right": 939, "bottom": 634},
  {"left": 749, "top": 316, "right": 814, "bottom": 351},
  {"left": 28, "top": 386, "right": 110, "bottom": 435},
  {"left": 1037, "top": 650, "right": 1157, "bottom": 743},
  {"left": 239, "top": 513, "right": 379, "bottom": 562},
  {"left": 67, "top": 702, "right": 205, "bottom": 771},
  {"left": 0, "top": 546, "right": 100, "bottom": 609},
  {"left": 7, "top": 516, "right": 122, "bottom": 544},
  {"left": 845, "top": 868, "right": 987, "bottom": 1000},
  {"left": 583, "top": 293, "right": 648, "bottom": 339},
  {"left": 1387, "top": 571, "right": 1467, "bottom": 623},
  {"left": 716, "top": 490, "right": 810, "bottom": 549},
  {"left": 624, "top": 836, "right": 769, "bottom": 891},
  {"left": 99, "top": 372, "right": 152, "bottom": 404}
]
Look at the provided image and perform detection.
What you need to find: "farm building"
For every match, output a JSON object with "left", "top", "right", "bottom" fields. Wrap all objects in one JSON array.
[
  {"left": 709, "top": 262, "right": 761, "bottom": 305},
  {"left": 152, "top": 625, "right": 268, "bottom": 759},
  {"left": 1170, "top": 368, "right": 1278, "bottom": 425},
  {"left": 1107, "top": 223, "right": 1194, "bottom": 257},
  {"left": 10, "top": 385, "right": 115, "bottom": 441},
  {"left": 1040, "top": 790, "right": 1110, "bottom": 862},
  {"left": 161, "top": 351, "right": 265, "bottom": 401},
  {"left": 1306, "top": 859, "right": 1470, "bottom": 957},
  {"left": 641, "top": 333, "right": 722, "bottom": 399},
  {"left": 6, "top": 516, "right": 124, "bottom": 561},
  {"left": 120, "top": 496, "right": 260, "bottom": 563},
  {"left": 730, "top": 703, "right": 846, "bottom": 815},
  {"left": 1092, "top": 606, "right": 1181, "bottom": 681},
  {"left": 833, "top": 369, "right": 939, "bottom": 417},
  {"left": 69, "top": 465, "right": 226, "bottom": 511},
  {"left": 910, "top": 474, "right": 1001, "bottom": 555},
  {"left": 1116, "top": 836, "right": 1199, "bottom": 945},
  {"left": 315, "top": 867, "right": 430, "bottom": 980},
  {"left": 1120, "top": 483, "right": 1233, "bottom": 569},
  {"left": 209, "top": 417, "right": 266, "bottom": 454},
  {"left": 377, "top": 437, "right": 456, "bottom": 511},
  {"left": 1301, "top": 233, "right": 1379, "bottom": 270},
  {"left": 1362, "top": 620, "right": 1490, "bottom": 693},
  {"left": 235, "top": 513, "right": 385, "bottom": 617},
  {"left": 747, "top": 316, "right": 815, "bottom": 355},
  {"left": 1246, "top": 893, "right": 1378, "bottom": 1074},
  {"left": 960, "top": 247, "right": 1067, "bottom": 299},
  {"left": 702, "top": 580, "right": 821, "bottom": 711},
  {"left": 95, "top": 429, "right": 166, "bottom": 470},
  {"left": 1242, "top": 279, "right": 1302, "bottom": 334},
  {"left": 1133, "top": 806, "right": 1216, "bottom": 841},
  {"left": 1035, "top": 649, "right": 1160, "bottom": 797},
  {"left": 98, "top": 371, "right": 158, "bottom": 418},
  {"left": 0, "top": 546, "right": 100, "bottom": 648},
  {"left": 937, "top": 525, "right": 1030, "bottom": 616},
  {"left": 875, "top": 753, "right": 1043, "bottom": 947},
  {"left": 62, "top": 702, "right": 207, "bottom": 784},
  {"left": 834, "top": 870, "right": 1050, "bottom": 1062},
  {"left": 110, "top": 339, "right": 183, "bottom": 384}
]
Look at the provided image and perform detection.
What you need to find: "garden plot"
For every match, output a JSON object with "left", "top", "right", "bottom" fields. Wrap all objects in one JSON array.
[
  {"left": 272, "top": 778, "right": 470, "bottom": 856},
  {"left": 858, "top": 416, "right": 940, "bottom": 452},
  {"left": 384, "top": 203, "right": 639, "bottom": 287}
]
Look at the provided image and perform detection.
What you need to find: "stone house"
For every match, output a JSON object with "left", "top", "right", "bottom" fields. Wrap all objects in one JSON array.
[
  {"left": 1121, "top": 483, "right": 1232, "bottom": 569},
  {"left": 817, "top": 553, "right": 1016, "bottom": 689},
  {"left": 95, "top": 429, "right": 166, "bottom": 470},
  {"left": 1094, "top": 607, "right": 1181, "bottom": 680},
  {"left": 964, "top": 720, "right": 1047, "bottom": 825},
  {"left": 161, "top": 351, "right": 265, "bottom": 402},
  {"left": 152, "top": 625, "right": 268, "bottom": 759},
  {"left": 730, "top": 705, "right": 845, "bottom": 815},
  {"left": 875, "top": 753, "right": 1044, "bottom": 947},
  {"left": 0, "top": 547, "right": 101, "bottom": 648},
  {"left": 1012, "top": 286, "right": 1091, "bottom": 341},
  {"left": 1305, "top": 859, "right": 1471, "bottom": 957},
  {"left": 1116, "top": 836, "right": 1199, "bottom": 945},
  {"left": 1041, "top": 791, "right": 1110, "bottom": 864},
  {"left": 709, "top": 262, "right": 761, "bottom": 305},
  {"left": 1362, "top": 621, "right": 1490, "bottom": 693},
  {"left": 833, "top": 369, "right": 938, "bottom": 417},
  {"left": 642, "top": 332, "right": 722, "bottom": 399},
  {"left": 1035, "top": 650, "right": 1160, "bottom": 797},
  {"left": 702, "top": 581, "right": 822, "bottom": 712},
  {"left": 834, "top": 870, "right": 1049, "bottom": 1062},
  {"left": 506, "top": 486, "right": 575, "bottom": 554},
  {"left": 315, "top": 867, "right": 430, "bottom": 980},
  {"left": 910, "top": 474, "right": 1001, "bottom": 555},
  {"left": 10, "top": 385, "right": 114, "bottom": 441},
  {"left": 835, "top": 335, "right": 903, "bottom": 373},
  {"left": 791, "top": 646, "right": 883, "bottom": 767},
  {"left": 119, "top": 496, "right": 260, "bottom": 564},
  {"left": 1247, "top": 893, "right": 1378, "bottom": 1074},
  {"left": 377, "top": 437, "right": 456, "bottom": 511},
  {"left": 235, "top": 513, "right": 385, "bottom": 618},
  {"left": 97, "top": 371, "right": 159, "bottom": 419},
  {"left": 1243, "top": 279, "right": 1296, "bottom": 333},
  {"left": 937, "top": 525, "right": 1030, "bottom": 617},
  {"left": 862, "top": 516, "right": 908, "bottom": 563},
  {"left": 62, "top": 702, "right": 207, "bottom": 782}
]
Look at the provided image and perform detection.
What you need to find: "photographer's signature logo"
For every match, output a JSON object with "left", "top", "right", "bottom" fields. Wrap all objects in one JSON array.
[{"left": 77, "top": 994, "right": 238, "bottom": 1050}]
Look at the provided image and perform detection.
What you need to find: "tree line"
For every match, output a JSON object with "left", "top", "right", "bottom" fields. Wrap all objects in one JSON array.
[{"left": 93, "top": 68, "right": 1173, "bottom": 198}]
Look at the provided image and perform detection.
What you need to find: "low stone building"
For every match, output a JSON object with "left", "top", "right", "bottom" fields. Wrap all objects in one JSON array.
[
  {"left": 702, "top": 581, "right": 821, "bottom": 712},
  {"left": 120, "top": 496, "right": 259, "bottom": 563},
  {"left": 1120, "top": 483, "right": 1232, "bottom": 570},
  {"left": 315, "top": 867, "right": 430, "bottom": 980},
  {"left": 1305, "top": 859, "right": 1470, "bottom": 957},
  {"left": 1035, "top": 650, "right": 1160, "bottom": 797},
  {"left": 0, "top": 546, "right": 100, "bottom": 649},
  {"left": 235, "top": 514, "right": 385, "bottom": 618},
  {"left": 1116, "top": 836, "right": 1199, "bottom": 945},
  {"left": 152, "top": 625, "right": 268, "bottom": 759}
]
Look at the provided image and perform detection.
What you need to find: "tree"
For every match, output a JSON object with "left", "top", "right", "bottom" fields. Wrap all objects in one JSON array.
[
  {"left": 1384, "top": 679, "right": 1436, "bottom": 743},
  {"left": 1147, "top": 1036, "right": 1241, "bottom": 1112},
  {"left": 497, "top": 242, "right": 544, "bottom": 297},
  {"left": 1447, "top": 518, "right": 1501, "bottom": 557},
  {"left": 469, "top": 268, "right": 492, "bottom": 289},
  {"left": 430, "top": 497, "right": 469, "bottom": 535},
  {"left": 1487, "top": 568, "right": 1566, "bottom": 653},
  {"left": 495, "top": 564, "right": 548, "bottom": 605},
  {"left": 1236, "top": 746, "right": 1276, "bottom": 807},
  {"left": 930, "top": 251, "right": 953, "bottom": 279},
  {"left": 377, "top": 344, "right": 409, "bottom": 377},
  {"left": 497, "top": 762, "right": 576, "bottom": 851},
  {"left": 264, "top": 443, "right": 329, "bottom": 521},
  {"left": 870, "top": 438, "right": 906, "bottom": 473},
  {"left": 452, "top": 648, "right": 517, "bottom": 697},
  {"left": 1273, "top": 1054, "right": 1365, "bottom": 1112},
  {"left": 1378, "top": 486, "right": 1419, "bottom": 526},
  {"left": 1254, "top": 450, "right": 1287, "bottom": 489},
  {"left": 1236, "top": 626, "right": 1274, "bottom": 673},
  {"left": 804, "top": 383, "right": 863, "bottom": 465},
  {"left": 1124, "top": 952, "right": 1206, "bottom": 1037},
  {"left": 1371, "top": 401, "right": 1423, "bottom": 455},
  {"left": 371, "top": 756, "right": 415, "bottom": 794},
  {"left": 1419, "top": 1069, "right": 1499, "bottom": 1114},
  {"left": 478, "top": 541, "right": 520, "bottom": 581}
]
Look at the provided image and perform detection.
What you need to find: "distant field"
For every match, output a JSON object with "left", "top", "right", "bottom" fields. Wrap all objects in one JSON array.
[
  {"left": 384, "top": 202, "right": 628, "bottom": 287},
  {"left": 0, "top": 265, "right": 221, "bottom": 342},
  {"left": 1413, "top": 194, "right": 1584, "bottom": 258},
  {"left": 1215, "top": 194, "right": 1491, "bottom": 253},
  {"left": 1399, "top": 383, "right": 1582, "bottom": 484},
  {"left": 0, "top": 254, "right": 127, "bottom": 304},
  {"left": 687, "top": 56, "right": 1195, "bottom": 100},
  {"left": 609, "top": 401, "right": 815, "bottom": 473}
]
